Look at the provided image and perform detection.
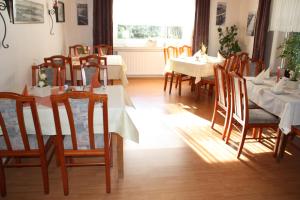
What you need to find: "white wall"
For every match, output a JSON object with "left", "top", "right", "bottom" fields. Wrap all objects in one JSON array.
[
  {"left": 0, "top": 0, "right": 66, "bottom": 92},
  {"left": 64, "top": 0, "right": 93, "bottom": 50},
  {"left": 208, "top": 0, "right": 259, "bottom": 57}
]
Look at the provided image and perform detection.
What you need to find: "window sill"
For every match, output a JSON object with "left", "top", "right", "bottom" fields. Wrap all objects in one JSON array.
[{"left": 114, "top": 46, "right": 163, "bottom": 52}]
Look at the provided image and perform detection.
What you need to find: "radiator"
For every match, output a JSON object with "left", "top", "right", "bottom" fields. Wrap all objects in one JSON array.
[{"left": 115, "top": 47, "right": 165, "bottom": 76}]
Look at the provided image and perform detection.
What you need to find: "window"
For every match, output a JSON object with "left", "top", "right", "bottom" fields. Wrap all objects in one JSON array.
[{"left": 113, "top": 0, "right": 195, "bottom": 47}]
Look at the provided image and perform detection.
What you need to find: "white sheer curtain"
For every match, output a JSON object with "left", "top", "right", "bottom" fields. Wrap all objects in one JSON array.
[
  {"left": 269, "top": 0, "right": 300, "bottom": 32},
  {"left": 113, "top": 0, "right": 195, "bottom": 47}
]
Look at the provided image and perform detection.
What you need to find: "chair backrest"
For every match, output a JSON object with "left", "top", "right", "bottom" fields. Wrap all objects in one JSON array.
[
  {"left": 50, "top": 92, "right": 109, "bottom": 150},
  {"left": 224, "top": 54, "right": 239, "bottom": 72},
  {"left": 79, "top": 55, "right": 103, "bottom": 86},
  {"left": 178, "top": 45, "right": 192, "bottom": 57},
  {"left": 32, "top": 63, "right": 64, "bottom": 86},
  {"left": 44, "top": 55, "right": 71, "bottom": 84},
  {"left": 93, "top": 44, "right": 113, "bottom": 56},
  {"left": 0, "top": 92, "right": 45, "bottom": 152},
  {"left": 69, "top": 45, "right": 90, "bottom": 57},
  {"left": 163, "top": 46, "right": 178, "bottom": 64},
  {"left": 228, "top": 72, "right": 248, "bottom": 125},
  {"left": 214, "top": 65, "right": 230, "bottom": 110}
]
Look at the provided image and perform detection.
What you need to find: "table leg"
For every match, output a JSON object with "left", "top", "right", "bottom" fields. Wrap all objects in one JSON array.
[
  {"left": 277, "top": 133, "right": 289, "bottom": 161},
  {"left": 169, "top": 71, "right": 174, "bottom": 95},
  {"left": 113, "top": 133, "right": 124, "bottom": 179}
]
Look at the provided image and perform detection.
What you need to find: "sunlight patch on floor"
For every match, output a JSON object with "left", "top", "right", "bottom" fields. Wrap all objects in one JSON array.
[{"left": 162, "top": 104, "right": 277, "bottom": 163}]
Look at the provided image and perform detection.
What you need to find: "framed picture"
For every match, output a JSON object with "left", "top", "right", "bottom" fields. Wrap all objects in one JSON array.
[
  {"left": 246, "top": 12, "right": 256, "bottom": 36},
  {"left": 77, "top": 3, "right": 88, "bottom": 25},
  {"left": 216, "top": 2, "right": 226, "bottom": 26},
  {"left": 12, "top": 0, "right": 44, "bottom": 24},
  {"left": 55, "top": 1, "right": 65, "bottom": 23}
]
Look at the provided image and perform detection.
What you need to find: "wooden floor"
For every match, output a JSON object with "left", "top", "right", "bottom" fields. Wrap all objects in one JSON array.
[{"left": 3, "top": 78, "right": 300, "bottom": 200}]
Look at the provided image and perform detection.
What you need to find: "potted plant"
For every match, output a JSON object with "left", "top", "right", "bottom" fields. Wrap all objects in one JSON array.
[
  {"left": 279, "top": 32, "right": 300, "bottom": 84},
  {"left": 217, "top": 25, "right": 241, "bottom": 58}
]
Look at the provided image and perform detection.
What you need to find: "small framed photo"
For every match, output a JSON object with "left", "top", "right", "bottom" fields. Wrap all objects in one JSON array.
[
  {"left": 77, "top": 3, "right": 88, "bottom": 25},
  {"left": 55, "top": 1, "right": 65, "bottom": 23}
]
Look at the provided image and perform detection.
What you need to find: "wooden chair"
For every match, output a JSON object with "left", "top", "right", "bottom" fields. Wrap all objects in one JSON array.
[
  {"left": 68, "top": 44, "right": 90, "bottom": 57},
  {"left": 163, "top": 46, "right": 179, "bottom": 92},
  {"left": 176, "top": 45, "right": 195, "bottom": 96},
  {"left": 0, "top": 92, "right": 55, "bottom": 197},
  {"left": 50, "top": 91, "right": 111, "bottom": 195},
  {"left": 76, "top": 55, "right": 108, "bottom": 86},
  {"left": 226, "top": 72, "right": 279, "bottom": 158},
  {"left": 44, "top": 55, "right": 72, "bottom": 85},
  {"left": 178, "top": 45, "right": 192, "bottom": 57},
  {"left": 197, "top": 54, "right": 240, "bottom": 96},
  {"left": 32, "top": 62, "right": 65, "bottom": 87},
  {"left": 93, "top": 44, "right": 113, "bottom": 56},
  {"left": 211, "top": 65, "right": 231, "bottom": 139}
]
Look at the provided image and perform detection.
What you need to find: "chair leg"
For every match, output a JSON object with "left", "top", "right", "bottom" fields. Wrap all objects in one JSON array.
[
  {"left": 223, "top": 108, "right": 231, "bottom": 140},
  {"left": 57, "top": 143, "right": 69, "bottom": 196},
  {"left": 175, "top": 75, "right": 179, "bottom": 89},
  {"left": 163, "top": 74, "right": 168, "bottom": 91},
  {"left": 178, "top": 75, "right": 182, "bottom": 96},
  {"left": 0, "top": 158, "right": 6, "bottom": 197},
  {"left": 169, "top": 71, "right": 174, "bottom": 94},
  {"left": 104, "top": 151, "right": 111, "bottom": 193},
  {"left": 40, "top": 156, "right": 49, "bottom": 194},
  {"left": 237, "top": 126, "right": 248, "bottom": 159},
  {"left": 252, "top": 128, "right": 258, "bottom": 139},
  {"left": 211, "top": 104, "right": 218, "bottom": 130},
  {"left": 258, "top": 128, "right": 263, "bottom": 142},
  {"left": 225, "top": 115, "right": 233, "bottom": 142}
]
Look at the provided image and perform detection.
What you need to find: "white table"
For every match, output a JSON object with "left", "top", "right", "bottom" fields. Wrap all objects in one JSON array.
[
  {"left": 168, "top": 56, "right": 224, "bottom": 82},
  {"left": 72, "top": 55, "right": 128, "bottom": 86},
  {"left": 0, "top": 85, "right": 138, "bottom": 178},
  {"left": 246, "top": 77, "right": 300, "bottom": 134}
]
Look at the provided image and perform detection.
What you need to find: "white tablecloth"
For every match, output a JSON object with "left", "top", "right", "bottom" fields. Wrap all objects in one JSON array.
[
  {"left": 246, "top": 77, "right": 300, "bottom": 134},
  {"left": 72, "top": 55, "right": 128, "bottom": 86},
  {"left": 0, "top": 86, "right": 139, "bottom": 143},
  {"left": 168, "top": 56, "right": 224, "bottom": 82}
]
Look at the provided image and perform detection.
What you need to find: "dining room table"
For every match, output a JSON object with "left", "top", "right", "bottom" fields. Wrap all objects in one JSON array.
[
  {"left": 72, "top": 54, "right": 129, "bottom": 86},
  {"left": 167, "top": 55, "right": 224, "bottom": 94},
  {"left": 0, "top": 85, "right": 139, "bottom": 178},
  {"left": 245, "top": 76, "right": 300, "bottom": 158}
]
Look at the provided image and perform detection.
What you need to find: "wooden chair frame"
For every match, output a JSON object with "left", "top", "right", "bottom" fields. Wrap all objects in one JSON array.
[
  {"left": 93, "top": 44, "right": 113, "bottom": 56},
  {"left": 0, "top": 92, "right": 55, "bottom": 197},
  {"left": 44, "top": 55, "right": 72, "bottom": 85},
  {"left": 211, "top": 65, "right": 231, "bottom": 139},
  {"left": 72, "top": 55, "right": 108, "bottom": 86},
  {"left": 226, "top": 72, "right": 279, "bottom": 158},
  {"left": 32, "top": 62, "right": 65, "bottom": 87},
  {"left": 51, "top": 91, "right": 111, "bottom": 195},
  {"left": 68, "top": 45, "right": 91, "bottom": 57}
]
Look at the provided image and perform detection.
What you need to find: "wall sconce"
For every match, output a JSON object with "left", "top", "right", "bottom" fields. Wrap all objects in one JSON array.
[
  {"left": 0, "top": 0, "right": 11, "bottom": 48},
  {"left": 48, "top": 0, "right": 58, "bottom": 35}
]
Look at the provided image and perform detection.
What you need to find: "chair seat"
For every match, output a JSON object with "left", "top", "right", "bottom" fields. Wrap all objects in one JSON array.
[
  {"left": 249, "top": 109, "right": 279, "bottom": 124},
  {"left": 0, "top": 135, "right": 50, "bottom": 150},
  {"left": 63, "top": 134, "right": 104, "bottom": 150},
  {"left": 202, "top": 75, "right": 214, "bottom": 81}
]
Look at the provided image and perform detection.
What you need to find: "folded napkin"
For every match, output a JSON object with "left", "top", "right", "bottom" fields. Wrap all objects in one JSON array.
[
  {"left": 22, "top": 85, "right": 28, "bottom": 96},
  {"left": 217, "top": 52, "right": 225, "bottom": 60},
  {"left": 273, "top": 77, "right": 287, "bottom": 92},
  {"left": 253, "top": 70, "right": 265, "bottom": 84},
  {"left": 193, "top": 50, "right": 202, "bottom": 58},
  {"left": 264, "top": 67, "right": 271, "bottom": 79}
]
